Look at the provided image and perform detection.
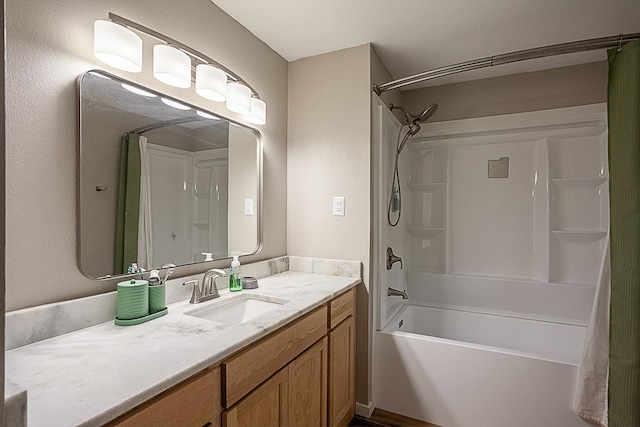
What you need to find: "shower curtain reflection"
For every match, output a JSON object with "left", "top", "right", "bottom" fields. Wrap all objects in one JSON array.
[
  {"left": 137, "top": 136, "right": 153, "bottom": 271},
  {"left": 115, "top": 133, "right": 153, "bottom": 274}
]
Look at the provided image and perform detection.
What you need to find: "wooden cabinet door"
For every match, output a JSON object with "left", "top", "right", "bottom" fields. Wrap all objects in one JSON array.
[
  {"left": 288, "top": 337, "right": 328, "bottom": 427},
  {"left": 222, "top": 368, "right": 289, "bottom": 427},
  {"left": 328, "top": 316, "right": 356, "bottom": 427}
]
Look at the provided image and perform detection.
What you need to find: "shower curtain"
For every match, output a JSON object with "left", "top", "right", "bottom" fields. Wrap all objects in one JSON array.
[
  {"left": 137, "top": 136, "right": 153, "bottom": 270},
  {"left": 607, "top": 39, "right": 640, "bottom": 427},
  {"left": 114, "top": 133, "right": 153, "bottom": 274},
  {"left": 574, "top": 236, "right": 609, "bottom": 426}
]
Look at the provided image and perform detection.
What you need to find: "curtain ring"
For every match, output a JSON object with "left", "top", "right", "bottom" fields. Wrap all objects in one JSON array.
[{"left": 617, "top": 33, "right": 624, "bottom": 52}]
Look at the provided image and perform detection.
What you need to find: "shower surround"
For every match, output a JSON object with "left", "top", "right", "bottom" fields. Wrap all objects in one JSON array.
[{"left": 372, "top": 96, "right": 608, "bottom": 426}]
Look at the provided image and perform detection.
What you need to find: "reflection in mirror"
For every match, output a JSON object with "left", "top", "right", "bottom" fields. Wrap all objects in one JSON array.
[{"left": 79, "top": 70, "right": 261, "bottom": 280}]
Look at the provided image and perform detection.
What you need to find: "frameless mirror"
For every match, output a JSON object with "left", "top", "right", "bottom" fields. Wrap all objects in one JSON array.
[{"left": 78, "top": 70, "right": 261, "bottom": 279}]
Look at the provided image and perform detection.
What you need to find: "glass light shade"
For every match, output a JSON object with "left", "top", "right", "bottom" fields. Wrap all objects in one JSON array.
[
  {"left": 195, "top": 65, "right": 227, "bottom": 102},
  {"left": 160, "top": 97, "right": 191, "bottom": 111},
  {"left": 245, "top": 98, "right": 267, "bottom": 125},
  {"left": 153, "top": 45, "right": 192, "bottom": 88},
  {"left": 94, "top": 20, "right": 142, "bottom": 73},
  {"left": 226, "top": 82, "right": 251, "bottom": 114}
]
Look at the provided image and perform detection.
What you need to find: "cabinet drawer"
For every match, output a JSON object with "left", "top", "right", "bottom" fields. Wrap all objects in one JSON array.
[
  {"left": 222, "top": 305, "right": 327, "bottom": 408},
  {"left": 106, "top": 367, "right": 219, "bottom": 427},
  {"left": 329, "top": 288, "right": 355, "bottom": 329}
]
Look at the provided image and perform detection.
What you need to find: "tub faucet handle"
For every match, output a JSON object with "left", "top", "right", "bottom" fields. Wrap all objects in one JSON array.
[{"left": 386, "top": 247, "right": 403, "bottom": 270}]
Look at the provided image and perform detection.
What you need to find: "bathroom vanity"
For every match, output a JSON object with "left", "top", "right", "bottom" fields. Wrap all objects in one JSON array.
[
  {"left": 5, "top": 257, "right": 359, "bottom": 427},
  {"left": 108, "top": 288, "right": 356, "bottom": 427}
]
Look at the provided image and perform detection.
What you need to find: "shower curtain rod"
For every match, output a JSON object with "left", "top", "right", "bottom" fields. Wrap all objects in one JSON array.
[
  {"left": 129, "top": 116, "right": 218, "bottom": 134},
  {"left": 373, "top": 32, "right": 640, "bottom": 94}
]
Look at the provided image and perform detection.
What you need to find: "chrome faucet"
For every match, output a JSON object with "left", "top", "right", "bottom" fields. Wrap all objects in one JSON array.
[
  {"left": 386, "top": 247, "right": 403, "bottom": 270},
  {"left": 183, "top": 268, "right": 227, "bottom": 304},
  {"left": 388, "top": 287, "right": 408, "bottom": 299}
]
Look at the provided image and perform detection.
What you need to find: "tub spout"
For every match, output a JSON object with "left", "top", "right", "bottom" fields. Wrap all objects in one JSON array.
[{"left": 388, "top": 287, "right": 408, "bottom": 299}]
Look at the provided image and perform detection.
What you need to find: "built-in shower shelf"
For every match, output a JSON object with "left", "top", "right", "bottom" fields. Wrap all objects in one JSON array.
[
  {"left": 408, "top": 227, "right": 445, "bottom": 238},
  {"left": 551, "top": 177, "right": 607, "bottom": 187},
  {"left": 193, "top": 222, "right": 210, "bottom": 229},
  {"left": 408, "top": 183, "right": 446, "bottom": 192},
  {"left": 193, "top": 191, "right": 211, "bottom": 197},
  {"left": 551, "top": 230, "right": 607, "bottom": 242}
]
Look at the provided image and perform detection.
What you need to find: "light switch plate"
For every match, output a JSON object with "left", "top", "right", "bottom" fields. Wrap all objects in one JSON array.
[
  {"left": 333, "top": 196, "right": 345, "bottom": 216},
  {"left": 244, "top": 198, "right": 254, "bottom": 216}
]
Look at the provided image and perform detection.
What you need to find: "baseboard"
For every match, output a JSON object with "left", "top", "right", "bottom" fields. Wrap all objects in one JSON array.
[{"left": 356, "top": 401, "right": 375, "bottom": 418}]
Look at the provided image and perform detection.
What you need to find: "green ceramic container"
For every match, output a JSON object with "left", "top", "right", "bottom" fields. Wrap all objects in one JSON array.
[
  {"left": 149, "top": 284, "right": 166, "bottom": 314},
  {"left": 116, "top": 280, "right": 149, "bottom": 320}
]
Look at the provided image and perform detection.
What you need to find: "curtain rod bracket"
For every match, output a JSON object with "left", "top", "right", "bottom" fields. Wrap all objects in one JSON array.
[{"left": 618, "top": 33, "right": 624, "bottom": 52}]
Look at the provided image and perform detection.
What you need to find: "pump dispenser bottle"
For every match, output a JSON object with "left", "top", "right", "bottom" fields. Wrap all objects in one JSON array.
[{"left": 229, "top": 256, "right": 242, "bottom": 292}]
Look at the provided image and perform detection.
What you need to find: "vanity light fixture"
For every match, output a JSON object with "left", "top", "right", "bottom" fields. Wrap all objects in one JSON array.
[
  {"left": 245, "top": 97, "right": 267, "bottom": 125},
  {"left": 195, "top": 64, "right": 227, "bottom": 102},
  {"left": 93, "top": 13, "right": 267, "bottom": 125},
  {"left": 226, "top": 82, "right": 251, "bottom": 115},
  {"left": 93, "top": 20, "right": 142, "bottom": 73},
  {"left": 153, "top": 45, "right": 192, "bottom": 88},
  {"left": 160, "top": 97, "right": 191, "bottom": 111}
]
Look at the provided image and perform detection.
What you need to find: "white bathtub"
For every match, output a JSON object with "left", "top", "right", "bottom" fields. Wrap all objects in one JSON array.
[{"left": 374, "top": 304, "right": 592, "bottom": 427}]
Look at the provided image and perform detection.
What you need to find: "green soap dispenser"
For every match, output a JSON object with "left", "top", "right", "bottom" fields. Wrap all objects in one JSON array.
[{"left": 229, "top": 255, "right": 242, "bottom": 292}]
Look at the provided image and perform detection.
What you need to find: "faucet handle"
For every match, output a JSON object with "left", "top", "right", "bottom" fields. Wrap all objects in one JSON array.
[
  {"left": 386, "top": 247, "right": 403, "bottom": 270},
  {"left": 183, "top": 280, "right": 201, "bottom": 304}
]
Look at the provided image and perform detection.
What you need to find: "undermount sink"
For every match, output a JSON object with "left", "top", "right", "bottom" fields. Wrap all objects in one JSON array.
[{"left": 184, "top": 294, "right": 290, "bottom": 325}]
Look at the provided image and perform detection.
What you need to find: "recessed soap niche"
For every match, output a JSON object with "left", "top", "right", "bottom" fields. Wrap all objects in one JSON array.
[{"left": 405, "top": 110, "right": 608, "bottom": 287}]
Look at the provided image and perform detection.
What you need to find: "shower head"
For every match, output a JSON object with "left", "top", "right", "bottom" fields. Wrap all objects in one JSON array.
[
  {"left": 389, "top": 103, "right": 439, "bottom": 152},
  {"left": 389, "top": 103, "right": 438, "bottom": 127},
  {"left": 413, "top": 103, "right": 438, "bottom": 124}
]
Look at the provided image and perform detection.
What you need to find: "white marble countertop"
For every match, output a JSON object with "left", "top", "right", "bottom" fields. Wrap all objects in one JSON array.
[{"left": 6, "top": 270, "right": 360, "bottom": 427}]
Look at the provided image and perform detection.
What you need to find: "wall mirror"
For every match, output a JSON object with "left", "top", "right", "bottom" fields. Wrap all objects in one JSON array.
[{"left": 78, "top": 70, "right": 261, "bottom": 280}]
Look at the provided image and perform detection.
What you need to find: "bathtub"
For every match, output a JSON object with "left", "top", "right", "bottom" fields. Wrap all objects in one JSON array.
[{"left": 374, "top": 304, "right": 592, "bottom": 427}]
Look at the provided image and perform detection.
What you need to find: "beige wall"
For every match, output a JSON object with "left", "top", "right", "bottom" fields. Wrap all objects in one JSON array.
[
  {"left": 402, "top": 61, "right": 607, "bottom": 122},
  {"left": 228, "top": 125, "right": 259, "bottom": 255},
  {"left": 5, "top": 0, "right": 288, "bottom": 310},
  {"left": 288, "top": 44, "right": 373, "bottom": 406}
]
